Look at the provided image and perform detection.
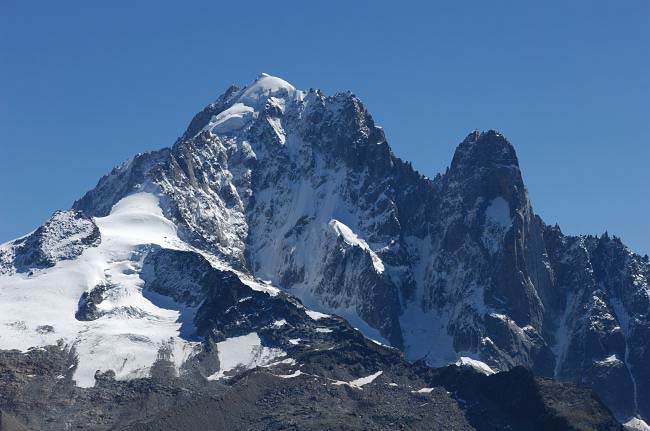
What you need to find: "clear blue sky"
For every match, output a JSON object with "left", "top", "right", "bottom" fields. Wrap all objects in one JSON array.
[{"left": 1, "top": 1, "right": 648, "bottom": 254}]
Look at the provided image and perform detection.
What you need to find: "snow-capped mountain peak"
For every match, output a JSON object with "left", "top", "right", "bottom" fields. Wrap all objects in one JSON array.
[
  {"left": 1, "top": 75, "right": 648, "bottom": 425},
  {"left": 238, "top": 73, "right": 302, "bottom": 105},
  {"left": 194, "top": 73, "right": 304, "bottom": 139}
]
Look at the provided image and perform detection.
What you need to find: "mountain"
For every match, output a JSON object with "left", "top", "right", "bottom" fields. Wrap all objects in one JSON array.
[{"left": 0, "top": 73, "right": 644, "bottom": 429}]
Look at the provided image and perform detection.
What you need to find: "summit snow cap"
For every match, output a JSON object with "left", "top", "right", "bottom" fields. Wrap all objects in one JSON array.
[
  {"left": 201, "top": 73, "right": 304, "bottom": 136},
  {"left": 237, "top": 73, "right": 303, "bottom": 106}
]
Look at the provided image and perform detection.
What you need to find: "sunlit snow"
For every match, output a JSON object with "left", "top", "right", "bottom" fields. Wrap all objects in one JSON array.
[
  {"left": 333, "top": 370, "right": 383, "bottom": 389},
  {"left": 625, "top": 417, "right": 650, "bottom": 431},
  {"left": 0, "top": 192, "right": 197, "bottom": 387},
  {"left": 455, "top": 356, "right": 496, "bottom": 375},
  {"left": 207, "top": 332, "right": 285, "bottom": 380},
  {"left": 329, "top": 219, "right": 385, "bottom": 273}
]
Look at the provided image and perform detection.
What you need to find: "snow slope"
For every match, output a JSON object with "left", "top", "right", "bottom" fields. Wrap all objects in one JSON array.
[
  {"left": 0, "top": 193, "right": 199, "bottom": 386},
  {"left": 0, "top": 192, "right": 293, "bottom": 387}
]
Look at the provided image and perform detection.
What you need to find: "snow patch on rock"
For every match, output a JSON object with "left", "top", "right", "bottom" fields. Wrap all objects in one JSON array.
[
  {"left": 455, "top": 356, "right": 496, "bottom": 375},
  {"left": 305, "top": 310, "right": 330, "bottom": 320},
  {"left": 329, "top": 220, "right": 385, "bottom": 273},
  {"left": 333, "top": 370, "right": 383, "bottom": 389},
  {"left": 482, "top": 197, "right": 512, "bottom": 254},
  {"left": 205, "top": 102, "right": 255, "bottom": 134},
  {"left": 276, "top": 370, "right": 303, "bottom": 379},
  {"left": 625, "top": 417, "right": 650, "bottom": 431},
  {"left": 207, "top": 332, "right": 286, "bottom": 380}
]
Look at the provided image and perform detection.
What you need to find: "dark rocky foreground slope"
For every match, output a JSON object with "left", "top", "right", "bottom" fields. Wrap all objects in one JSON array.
[{"left": 0, "top": 340, "right": 621, "bottom": 431}]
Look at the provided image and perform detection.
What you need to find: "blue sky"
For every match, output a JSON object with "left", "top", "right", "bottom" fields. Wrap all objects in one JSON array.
[{"left": 1, "top": 1, "right": 648, "bottom": 254}]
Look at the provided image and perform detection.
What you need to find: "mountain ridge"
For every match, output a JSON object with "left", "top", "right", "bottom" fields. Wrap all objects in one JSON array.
[{"left": 0, "top": 74, "right": 646, "bottom": 429}]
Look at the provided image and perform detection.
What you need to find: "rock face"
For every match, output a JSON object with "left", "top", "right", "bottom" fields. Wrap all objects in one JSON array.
[
  {"left": 544, "top": 229, "right": 650, "bottom": 420},
  {"left": 0, "top": 210, "right": 100, "bottom": 275},
  {"left": 0, "top": 74, "right": 645, "bottom": 426}
]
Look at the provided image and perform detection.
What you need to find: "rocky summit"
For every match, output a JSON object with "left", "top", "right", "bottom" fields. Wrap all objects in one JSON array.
[{"left": 0, "top": 73, "right": 646, "bottom": 430}]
